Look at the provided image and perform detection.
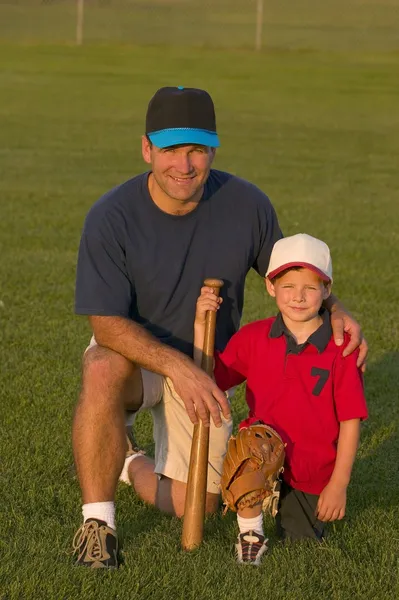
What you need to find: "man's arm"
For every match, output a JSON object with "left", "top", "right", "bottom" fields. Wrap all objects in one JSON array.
[
  {"left": 90, "top": 315, "right": 230, "bottom": 428},
  {"left": 323, "top": 293, "right": 368, "bottom": 371},
  {"left": 316, "top": 419, "right": 360, "bottom": 522}
]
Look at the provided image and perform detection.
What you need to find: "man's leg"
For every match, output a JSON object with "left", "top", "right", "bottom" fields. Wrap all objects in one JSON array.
[
  {"left": 127, "top": 456, "right": 220, "bottom": 517},
  {"left": 125, "top": 375, "right": 232, "bottom": 517},
  {"left": 72, "top": 345, "right": 146, "bottom": 568},
  {"left": 72, "top": 345, "right": 143, "bottom": 504}
]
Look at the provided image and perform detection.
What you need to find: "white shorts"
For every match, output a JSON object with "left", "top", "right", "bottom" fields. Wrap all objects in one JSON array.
[{"left": 86, "top": 336, "right": 233, "bottom": 494}]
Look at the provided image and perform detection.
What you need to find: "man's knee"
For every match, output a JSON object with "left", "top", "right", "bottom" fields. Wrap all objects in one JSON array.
[
  {"left": 79, "top": 345, "right": 142, "bottom": 409},
  {"left": 83, "top": 345, "right": 132, "bottom": 378}
]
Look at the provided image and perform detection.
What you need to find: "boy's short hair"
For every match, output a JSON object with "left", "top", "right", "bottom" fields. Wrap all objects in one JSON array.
[{"left": 266, "top": 234, "right": 332, "bottom": 283}]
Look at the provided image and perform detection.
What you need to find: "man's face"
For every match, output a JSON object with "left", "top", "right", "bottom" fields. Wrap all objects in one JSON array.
[
  {"left": 142, "top": 136, "right": 216, "bottom": 203},
  {"left": 266, "top": 268, "right": 331, "bottom": 324}
]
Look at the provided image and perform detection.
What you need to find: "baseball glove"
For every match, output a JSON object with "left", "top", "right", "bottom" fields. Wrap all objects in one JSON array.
[{"left": 221, "top": 422, "right": 285, "bottom": 513}]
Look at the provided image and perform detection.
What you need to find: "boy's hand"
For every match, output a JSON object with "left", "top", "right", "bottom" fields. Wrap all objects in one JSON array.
[
  {"left": 316, "top": 481, "right": 347, "bottom": 522},
  {"left": 195, "top": 286, "right": 223, "bottom": 326}
]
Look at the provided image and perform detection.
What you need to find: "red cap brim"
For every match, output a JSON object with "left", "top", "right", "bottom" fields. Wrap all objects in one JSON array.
[{"left": 267, "top": 262, "right": 331, "bottom": 282}]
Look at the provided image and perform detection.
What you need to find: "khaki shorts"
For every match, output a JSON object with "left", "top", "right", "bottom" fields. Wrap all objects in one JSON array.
[{"left": 86, "top": 337, "right": 233, "bottom": 494}]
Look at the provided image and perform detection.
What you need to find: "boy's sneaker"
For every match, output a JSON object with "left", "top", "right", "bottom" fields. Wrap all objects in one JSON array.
[
  {"left": 73, "top": 519, "right": 118, "bottom": 569},
  {"left": 235, "top": 530, "right": 268, "bottom": 566}
]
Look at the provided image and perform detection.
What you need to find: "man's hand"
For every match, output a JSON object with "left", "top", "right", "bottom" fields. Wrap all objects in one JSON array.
[
  {"left": 329, "top": 307, "right": 368, "bottom": 372},
  {"left": 89, "top": 314, "right": 231, "bottom": 427},
  {"left": 316, "top": 481, "right": 347, "bottom": 522},
  {"left": 169, "top": 358, "right": 231, "bottom": 428}
]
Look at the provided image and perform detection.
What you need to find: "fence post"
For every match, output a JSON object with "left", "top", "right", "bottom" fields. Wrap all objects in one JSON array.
[
  {"left": 255, "top": 0, "right": 264, "bottom": 51},
  {"left": 76, "top": 0, "right": 84, "bottom": 45}
]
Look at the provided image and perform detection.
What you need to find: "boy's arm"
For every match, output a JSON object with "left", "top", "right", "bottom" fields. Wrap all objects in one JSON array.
[{"left": 316, "top": 419, "right": 360, "bottom": 522}]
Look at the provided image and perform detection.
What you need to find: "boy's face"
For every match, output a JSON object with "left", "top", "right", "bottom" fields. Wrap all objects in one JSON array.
[{"left": 266, "top": 268, "right": 331, "bottom": 323}]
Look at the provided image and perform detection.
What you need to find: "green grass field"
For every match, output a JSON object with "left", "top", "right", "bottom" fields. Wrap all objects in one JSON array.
[
  {"left": 1, "top": 0, "right": 399, "bottom": 51},
  {"left": 1, "top": 2, "right": 399, "bottom": 599}
]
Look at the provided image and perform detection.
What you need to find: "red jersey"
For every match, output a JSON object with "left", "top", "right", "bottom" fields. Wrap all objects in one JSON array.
[{"left": 214, "top": 311, "right": 368, "bottom": 495}]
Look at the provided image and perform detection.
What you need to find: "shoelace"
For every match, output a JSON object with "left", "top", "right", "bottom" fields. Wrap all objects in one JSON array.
[
  {"left": 243, "top": 539, "right": 263, "bottom": 560},
  {"left": 238, "top": 532, "right": 268, "bottom": 563},
  {"left": 72, "top": 521, "right": 106, "bottom": 562}
]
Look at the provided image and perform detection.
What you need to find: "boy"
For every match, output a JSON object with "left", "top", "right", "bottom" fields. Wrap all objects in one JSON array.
[{"left": 194, "top": 233, "right": 368, "bottom": 565}]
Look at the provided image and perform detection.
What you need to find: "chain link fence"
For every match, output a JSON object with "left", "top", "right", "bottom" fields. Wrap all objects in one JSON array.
[{"left": 1, "top": 0, "right": 398, "bottom": 51}]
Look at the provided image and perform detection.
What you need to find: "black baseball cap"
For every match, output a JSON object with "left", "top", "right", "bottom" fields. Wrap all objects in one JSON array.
[{"left": 145, "top": 86, "right": 220, "bottom": 148}]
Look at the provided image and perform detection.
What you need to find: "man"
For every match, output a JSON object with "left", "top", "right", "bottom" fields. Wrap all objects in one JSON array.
[{"left": 72, "top": 86, "right": 367, "bottom": 569}]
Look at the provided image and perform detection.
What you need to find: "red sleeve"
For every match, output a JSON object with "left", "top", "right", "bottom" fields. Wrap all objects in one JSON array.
[
  {"left": 213, "top": 325, "right": 253, "bottom": 391},
  {"left": 333, "top": 346, "right": 368, "bottom": 422}
]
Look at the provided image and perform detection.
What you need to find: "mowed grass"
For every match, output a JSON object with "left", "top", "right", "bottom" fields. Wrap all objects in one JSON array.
[
  {"left": 1, "top": 0, "right": 399, "bottom": 51},
  {"left": 1, "top": 37, "right": 399, "bottom": 600}
]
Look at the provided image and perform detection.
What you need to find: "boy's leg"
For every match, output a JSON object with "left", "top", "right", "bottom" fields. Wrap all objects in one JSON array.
[
  {"left": 235, "top": 504, "right": 268, "bottom": 566},
  {"left": 276, "top": 482, "right": 325, "bottom": 542}
]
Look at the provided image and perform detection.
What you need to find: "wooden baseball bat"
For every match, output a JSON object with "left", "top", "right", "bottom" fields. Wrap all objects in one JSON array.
[{"left": 181, "top": 278, "right": 224, "bottom": 551}]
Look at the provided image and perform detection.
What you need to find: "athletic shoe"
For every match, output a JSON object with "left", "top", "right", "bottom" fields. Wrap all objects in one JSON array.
[
  {"left": 119, "top": 425, "right": 147, "bottom": 484},
  {"left": 126, "top": 424, "right": 146, "bottom": 457},
  {"left": 73, "top": 518, "right": 118, "bottom": 568},
  {"left": 235, "top": 530, "right": 268, "bottom": 566}
]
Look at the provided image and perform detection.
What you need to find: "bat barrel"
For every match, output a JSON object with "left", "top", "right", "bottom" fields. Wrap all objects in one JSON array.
[{"left": 181, "top": 420, "right": 210, "bottom": 550}]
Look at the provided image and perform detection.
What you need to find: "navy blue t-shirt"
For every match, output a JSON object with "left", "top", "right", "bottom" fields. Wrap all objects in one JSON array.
[{"left": 75, "top": 170, "right": 282, "bottom": 356}]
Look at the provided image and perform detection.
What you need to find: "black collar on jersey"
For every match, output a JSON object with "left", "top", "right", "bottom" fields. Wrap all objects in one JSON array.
[{"left": 269, "top": 308, "right": 332, "bottom": 354}]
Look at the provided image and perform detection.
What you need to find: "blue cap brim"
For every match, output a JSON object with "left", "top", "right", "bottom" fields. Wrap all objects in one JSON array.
[{"left": 148, "top": 128, "right": 220, "bottom": 149}]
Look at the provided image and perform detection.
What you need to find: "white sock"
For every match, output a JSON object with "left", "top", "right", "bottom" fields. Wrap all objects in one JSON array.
[
  {"left": 237, "top": 513, "right": 264, "bottom": 537},
  {"left": 119, "top": 453, "right": 144, "bottom": 484},
  {"left": 82, "top": 501, "right": 116, "bottom": 530}
]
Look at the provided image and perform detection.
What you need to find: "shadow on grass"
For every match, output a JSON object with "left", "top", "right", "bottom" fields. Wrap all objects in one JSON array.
[{"left": 348, "top": 351, "right": 399, "bottom": 514}]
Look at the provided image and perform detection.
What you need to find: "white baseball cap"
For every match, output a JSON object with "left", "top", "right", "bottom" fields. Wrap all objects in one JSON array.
[{"left": 266, "top": 234, "right": 333, "bottom": 283}]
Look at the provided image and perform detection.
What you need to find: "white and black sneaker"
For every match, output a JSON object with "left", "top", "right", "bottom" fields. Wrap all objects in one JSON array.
[{"left": 235, "top": 530, "right": 268, "bottom": 566}]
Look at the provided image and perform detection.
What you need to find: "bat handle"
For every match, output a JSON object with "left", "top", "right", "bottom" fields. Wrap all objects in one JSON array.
[
  {"left": 203, "top": 278, "right": 224, "bottom": 289},
  {"left": 201, "top": 278, "right": 223, "bottom": 375},
  {"left": 181, "top": 278, "right": 224, "bottom": 551}
]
